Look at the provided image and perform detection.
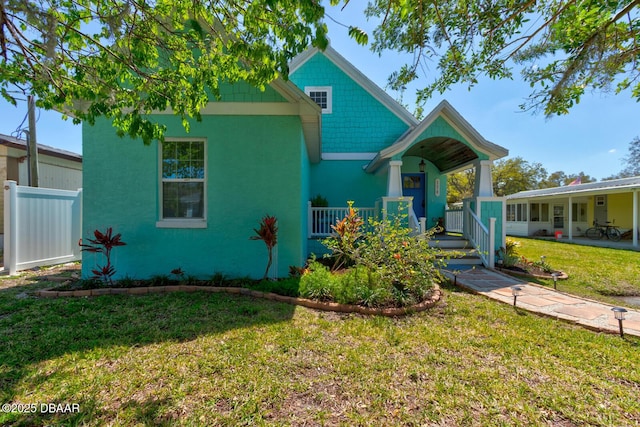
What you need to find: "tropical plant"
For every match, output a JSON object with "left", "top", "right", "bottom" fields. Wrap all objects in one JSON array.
[
  {"left": 497, "top": 238, "right": 520, "bottom": 268},
  {"left": 79, "top": 227, "right": 126, "bottom": 286},
  {"left": 322, "top": 201, "right": 364, "bottom": 270},
  {"left": 250, "top": 215, "right": 278, "bottom": 280}
]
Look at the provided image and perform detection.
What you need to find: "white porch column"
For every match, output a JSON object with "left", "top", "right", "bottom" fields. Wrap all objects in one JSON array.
[
  {"left": 568, "top": 196, "right": 573, "bottom": 240},
  {"left": 634, "top": 190, "right": 638, "bottom": 247},
  {"left": 474, "top": 160, "right": 494, "bottom": 197},
  {"left": 387, "top": 160, "right": 403, "bottom": 197}
]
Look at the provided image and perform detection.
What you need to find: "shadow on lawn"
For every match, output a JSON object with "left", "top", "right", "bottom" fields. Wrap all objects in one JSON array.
[{"left": 0, "top": 275, "right": 296, "bottom": 426}]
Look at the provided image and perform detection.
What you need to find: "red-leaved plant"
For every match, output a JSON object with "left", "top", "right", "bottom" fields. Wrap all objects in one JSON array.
[
  {"left": 250, "top": 215, "right": 278, "bottom": 280},
  {"left": 80, "top": 227, "right": 126, "bottom": 286}
]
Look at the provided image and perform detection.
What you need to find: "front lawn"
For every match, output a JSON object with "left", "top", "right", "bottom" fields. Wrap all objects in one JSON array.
[
  {"left": 1, "top": 269, "right": 638, "bottom": 426},
  {"left": 508, "top": 237, "right": 640, "bottom": 305}
]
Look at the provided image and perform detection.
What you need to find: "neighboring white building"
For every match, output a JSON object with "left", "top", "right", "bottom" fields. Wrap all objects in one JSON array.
[
  {"left": 0, "top": 134, "right": 82, "bottom": 239},
  {"left": 505, "top": 176, "right": 640, "bottom": 248}
]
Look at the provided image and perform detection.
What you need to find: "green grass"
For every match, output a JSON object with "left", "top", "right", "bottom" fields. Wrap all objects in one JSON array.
[
  {"left": 1, "top": 271, "right": 639, "bottom": 426},
  {"left": 509, "top": 237, "right": 640, "bottom": 304}
]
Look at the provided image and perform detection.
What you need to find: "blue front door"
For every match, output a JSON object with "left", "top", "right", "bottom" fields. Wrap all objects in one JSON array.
[{"left": 402, "top": 173, "right": 425, "bottom": 218}]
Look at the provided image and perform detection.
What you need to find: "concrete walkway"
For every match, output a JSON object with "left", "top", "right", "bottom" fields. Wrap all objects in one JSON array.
[{"left": 441, "top": 267, "right": 640, "bottom": 337}]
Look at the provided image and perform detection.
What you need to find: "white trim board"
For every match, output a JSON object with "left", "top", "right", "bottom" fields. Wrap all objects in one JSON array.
[{"left": 321, "top": 152, "right": 377, "bottom": 161}]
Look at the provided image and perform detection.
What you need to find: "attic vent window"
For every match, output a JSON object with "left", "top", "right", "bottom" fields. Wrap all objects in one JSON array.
[
  {"left": 305, "top": 86, "right": 332, "bottom": 114},
  {"left": 309, "top": 91, "right": 327, "bottom": 109}
]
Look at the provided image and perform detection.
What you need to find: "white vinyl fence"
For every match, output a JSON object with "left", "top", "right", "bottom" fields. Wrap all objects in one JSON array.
[{"left": 4, "top": 181, "right": 82, "bottom": 275}]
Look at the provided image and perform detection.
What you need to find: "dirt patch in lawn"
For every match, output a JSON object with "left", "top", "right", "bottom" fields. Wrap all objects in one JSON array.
[{"left": 0, "top": 263, "right": 81, "bottom": 291}]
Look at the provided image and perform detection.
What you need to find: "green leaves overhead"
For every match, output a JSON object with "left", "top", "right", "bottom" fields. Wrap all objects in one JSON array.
[
  {"left": 348, "top": 26, "right": 369, "bottom": 45},
  {"left": 363, "top": 0, "right": 640, "bottom": 116},
  {"left": 1, "top": 0, "right": 328, "bottom": 143},
  {"left": 3, "top": 0, "right": 638, "bottom": 142}
]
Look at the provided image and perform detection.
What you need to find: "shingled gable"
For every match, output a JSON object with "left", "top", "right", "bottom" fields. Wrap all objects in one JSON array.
[
  {"left": 289, "top": 44, "right": 419, "bottom": 128},
  {"left": 365, "top": 100, "right": 508, "bottom": 174}
]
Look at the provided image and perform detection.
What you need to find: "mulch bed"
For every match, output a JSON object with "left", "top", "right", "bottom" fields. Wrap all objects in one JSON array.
[
  {"left": 22, "top": 264, "right": 443, "bottom": 317},
  {"left": 496, "top": 264, "right": 568, "bottom": 280}
]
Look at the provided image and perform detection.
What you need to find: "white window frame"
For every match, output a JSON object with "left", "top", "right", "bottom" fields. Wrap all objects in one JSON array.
[
  {"left": 529, "top": 202, "right": 550, "bottom": 222},
  {"left": 507, "top": 203, "right": 528, "bottom": 222},
  {"left": 305, "top": 86, "right": 332, "bottom": 114},
  {"left": 156, "top": 138, "right": 207, "bottom": 229},
  {"left": 572, "top": 202, "right": 588, "bottom": 222}
]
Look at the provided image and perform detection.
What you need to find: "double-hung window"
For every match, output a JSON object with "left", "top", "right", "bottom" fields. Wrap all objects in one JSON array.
[{"left": 157, "top": 139, "right": 206, "bottom": 228}]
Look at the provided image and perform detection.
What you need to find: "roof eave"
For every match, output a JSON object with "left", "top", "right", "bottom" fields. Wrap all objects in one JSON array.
[
  {"left": 270, "top": 78, "right": 322, "bottom": 163},
  {"left": 0, "top": 134, "right": 82, "bottom": 162}
]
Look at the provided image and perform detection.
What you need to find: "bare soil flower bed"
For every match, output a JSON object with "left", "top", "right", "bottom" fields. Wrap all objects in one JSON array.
[{"left": 497, "top": 262, "right": 567, "bottom": 280}]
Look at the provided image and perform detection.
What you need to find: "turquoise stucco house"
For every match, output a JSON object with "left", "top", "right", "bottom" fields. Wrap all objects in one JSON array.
[{"left": 81, "top": 45, "right": 509, "bottom": 280}]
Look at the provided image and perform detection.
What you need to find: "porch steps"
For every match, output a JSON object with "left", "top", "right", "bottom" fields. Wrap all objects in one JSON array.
[{"left": 430, "top": 235, "right": 484, "bottom": 266}]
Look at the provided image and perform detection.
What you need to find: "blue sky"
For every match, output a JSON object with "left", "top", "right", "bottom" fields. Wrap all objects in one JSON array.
[{"left": 1, "top": 4, "right": 637, "bottom": 179}]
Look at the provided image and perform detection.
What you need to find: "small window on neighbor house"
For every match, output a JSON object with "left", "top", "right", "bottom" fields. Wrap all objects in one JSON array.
[
  {"left": 305, "top": 86, "right": 332, "bottom": 114},
  {"left": 160, "top": 139, "right": 206, "bottom": 222}
]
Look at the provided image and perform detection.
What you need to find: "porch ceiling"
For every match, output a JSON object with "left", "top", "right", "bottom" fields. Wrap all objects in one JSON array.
[{"left": 404, "top": 137, "right": 478, "bottom": 172}]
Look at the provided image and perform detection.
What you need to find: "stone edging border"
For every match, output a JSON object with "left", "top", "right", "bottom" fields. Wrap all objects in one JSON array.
[{"left": 35, "top": 284, "right": 442, "bottom": 317}]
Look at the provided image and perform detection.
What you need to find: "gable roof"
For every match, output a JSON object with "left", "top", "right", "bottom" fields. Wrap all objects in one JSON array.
[
  {"left": 0, "top": 134, "right": 82, "bottom": 162},
  {"left": 507, "top": 176, "right": 640, "bottom": 200},
  {"left": 289, "top": 44, "right": 419, "bottom": 127},
  {"left": 365, "top": 100, "right": 508, "bottom": 173}
]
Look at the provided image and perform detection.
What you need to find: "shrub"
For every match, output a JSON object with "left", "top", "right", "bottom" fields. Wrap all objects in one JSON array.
[
  {"left": 312, "top": 206, "right": 443, "bottom": 307},
  {"left": 210, "top": 271, "right": 228, "bottom": 286},
  {"left": 310, "top": 194, "right": 329, "bottom": 207},
  {"left": 117, "top": 275, "right": 138, "bottom": 288},
  {"left": 251, "top": 277, "right": 300, "bottom": 297},
  {"left": 355, "top": 213, "right": 443, "bottom": 303},
  {"left": 299, "top": 260, "right": 336, "bottom": 301},
  {"left": 149, "top": 274, "right": 171, "bottom": 287}
]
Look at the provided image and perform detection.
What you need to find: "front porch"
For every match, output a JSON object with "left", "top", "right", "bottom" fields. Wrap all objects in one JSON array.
[
  {"left": 307, "top": 101, "right": 510, "bottom": 268},
  {"left": 307, "top": 196, "right": 502, "bottom": 268}
]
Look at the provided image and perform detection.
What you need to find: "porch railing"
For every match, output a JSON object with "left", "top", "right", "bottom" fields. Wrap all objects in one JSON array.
[
  {"left": 444, "top": 208, "right": 463, "bottom": 233},
  {"left": 307, "top": 202, "right": 375, "bottom": 238},
  {"left": 464, "top": 206, "right": 495, "bottom": 268}
]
